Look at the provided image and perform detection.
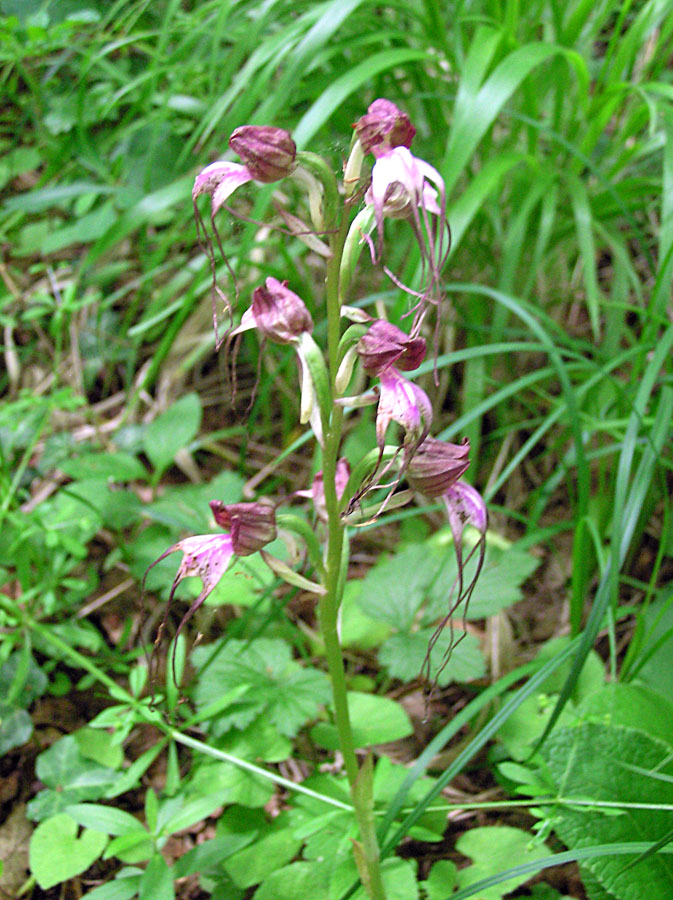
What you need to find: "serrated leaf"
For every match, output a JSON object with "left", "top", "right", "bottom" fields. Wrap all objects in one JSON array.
[
  {"left": 30, "top": 813, "right": 108, "bottom": 889},
  {"left": 379, "top": 629, "right": 485, "bottom": 686},
  {"left": 192, "top": 638, "right": 331, "bottom": 737},
  {"left": 542, "top": 723, "right": 673, "bottom": 900},
  {"left": 143, "top": 393, "right": 202, "bottom": 475},
  {"left": 356, "top": 544, "right": 442, "bottom": 630},
  {"left": 425, "top": 539, "right": 541, "bottom": 621}
]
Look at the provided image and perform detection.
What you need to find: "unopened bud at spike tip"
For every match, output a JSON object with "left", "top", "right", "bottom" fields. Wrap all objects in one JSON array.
[{"left": 353, "top": 99, "right": 416, "bottom": 157}]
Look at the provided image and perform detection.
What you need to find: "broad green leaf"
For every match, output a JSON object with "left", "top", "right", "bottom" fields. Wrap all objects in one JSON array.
[
  {"left": 217, "top": 717, "right": 293, "bottom": 763},
  {"left": 30, "top": 813, "right": 108, "bottom": 889},
  {"left": 310, "top": 691, "right": 413, "bottom": 750},
  {"left": 3, "top": 181, "right": 117, "bottom": 213},
  {"left": 74, "top": 727, "right": 124, "bottom": 769},
  {"left": 329, "top": 854, "right": 419, "bottom": 900},
  {"left": 143, "top": 393, "right": 202, "bottom": 476},
  {"left": 630, "top": 588, "right": 673, "bottom": 699},
  {"left": 425, "top": 537, "right": 541, "bottom": 621},
  {"left": 0, "top": 146, "right": 41, "bottom": 191},
  {"left": 421, "top": 860, "right": 458, "bottom": 900},
  {"left": 224, "top": 812, "right": 301, "bottom": 889},
  {"left": 252, "top": 861, "right": 331, "bottom": 900},
  {"left": 356, "top": 544, "right": 442, "bottom": 631},
  {"left": 496, "top": 691, "right": 578, "bottom": 762},
  {"left": 578, "top": 683, "right": 673, "bottom": 748},
  {"left": 0, "top": 651, "right": 47, "bottom": 706},
  {"left": 456, "top": 826, "right": 552, "bottom": 899},
  {"left": 80, "top": 871, "right": 142, "bottom": 900},
  {"left": 0, "top": 704, "right": 32, "bottom": 754},
  {"left": 161, "top": 794, "right": 232, "bottom": 836},
  {"left": 64, "top": 804, "right": 144, "bottom": 837},
  {"left": 141, "top": 470, "right": 244, "bottom": 533},
  {"left": 173, "top": 832, "right": 254, "bottom": 879},
  {"left": 533, "top": 637, "right": 605, "bottom": 702},
  {"left": 58, "top": 452, "right": 147, "bottom": 483},
  {"left": 191, "top": 638, "right": 330, "bottom": 737},
  {"left": 339, "top": 580, "right": 392, "bottom": 650},
  {"left": 28, "top": 736, "right": 120, "bottom": 820},
  {"left": 543, "top": 723, "right": 673, "bottom": 899},
  {"left": 379, "top": 629, "right": 485, "bottom": 686},
  {"left": 139, "top": 853, "right": 174, "bottom": 900}
]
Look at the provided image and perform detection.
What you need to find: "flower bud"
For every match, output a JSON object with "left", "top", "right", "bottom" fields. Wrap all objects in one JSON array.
[
  {"left": 229, "top": 125, "right": 296, "bottom": 183},
  {"left": 353, "top": 99, "right": 416, "bottom": 157},
  {"left": 357, "top": 319, "right": 426, "bottom": 375},
  {"left": 209, "top": 501, "right": 277, "bottom": 556},
  {"left": 251, "top": 277, "right": 313, "bottom": 344},
  {"left": 406, "top": 437, "right": 470, "bottom": 498}
]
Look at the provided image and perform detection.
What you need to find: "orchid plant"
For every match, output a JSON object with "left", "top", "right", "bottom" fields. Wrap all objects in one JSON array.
[{"left": 154, "top": 99, "right": 488, "bottom": 900}]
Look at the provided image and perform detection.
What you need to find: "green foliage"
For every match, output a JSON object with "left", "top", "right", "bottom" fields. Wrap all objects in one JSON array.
[
  {"left": 354, "top": 534, "right": 538, "bottom": 685},
  {"left": 191, "top": 637, "right": 331, "bottom": 737},
  {"left": 311, "top": 692, "right": 413, "bottom": 749},
  {"left": 455, "top": 826, "right": 552, "bottom": 900},
  {"left": 28, "top": 734, "right": 122, "bottom": 820},
  {"left": 542, "top": 723, "right": 673, "bottom": 900},
  {"left": 29, "top": 813, "right": 108, "bottom": 890}
]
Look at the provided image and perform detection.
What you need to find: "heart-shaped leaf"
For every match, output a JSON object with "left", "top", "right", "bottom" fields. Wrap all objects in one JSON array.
[{"left": 29, "top": 813, "right": 108, "bottom": 889}]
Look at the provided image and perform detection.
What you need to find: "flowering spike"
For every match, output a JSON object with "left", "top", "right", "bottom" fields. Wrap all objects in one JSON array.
[
  {"left": 353, "top": 99, "right": 416, "bottom": 157},
  {"left": 357, "top": 319, "right": 426, "bottom": 375},
  {"left": 228, "top": 125, "right": 296, "bottom": 183},
  {"left": 209, "top": 501, "right": 277, "bottom": 556},
  {"left": 406, "top": 437, "right": 470, "bottom": 497}
]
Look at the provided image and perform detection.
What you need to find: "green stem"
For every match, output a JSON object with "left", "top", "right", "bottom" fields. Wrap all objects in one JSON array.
[{"left": 318, "top": 199, "right": 387, "bottom": 900}]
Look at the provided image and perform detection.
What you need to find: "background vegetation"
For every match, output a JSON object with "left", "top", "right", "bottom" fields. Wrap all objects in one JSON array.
[{"left": 1, "top": 0, "right": 672, "bottom": 898}]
